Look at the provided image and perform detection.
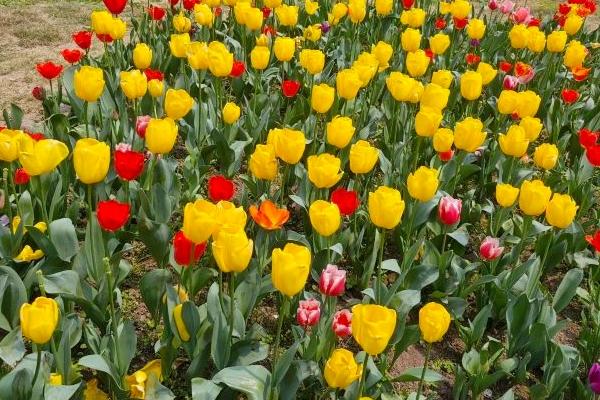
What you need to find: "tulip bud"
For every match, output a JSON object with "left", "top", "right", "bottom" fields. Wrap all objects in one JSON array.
[
  {"left": 32, "top": 86, "right": 45, "bottom": 101},
  {"left": 332, "top": 309, "right": 352, "bottom": 337},
  {"left": 479, "top": 236, "right": 504, "bottom": 261},
  {"left": 136, "top": 115, "right": 151, "bottom": 138},
  {"left": 296, "top": 298, "right": 321, "bottom": 328},
  {"left": 319, "top": 264, "right": 346, "bottom": 296},
  {"left": 438, "top": 196, "right": 462, "bottom": 225}
]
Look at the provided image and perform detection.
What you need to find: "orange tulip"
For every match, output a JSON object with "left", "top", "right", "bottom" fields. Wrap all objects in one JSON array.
[
  {"left": 571, "top": 66, "right": 591, "bottom": 81},
  {"left": 249, "top": 200, "right": 290, "bottom": 230}
]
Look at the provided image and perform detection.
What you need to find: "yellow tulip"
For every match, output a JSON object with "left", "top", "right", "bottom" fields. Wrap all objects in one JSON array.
[
  {"left": 165, "top": 89, "right": 194, "bottom": 120},
  {"left": 0, "top": 129, "right": 25, "bottom": 162},
  {"left": 223, "top": 102, "right": 241, "bottom": 124},
  {"left": 516, "top": 91, "right": 541, "bottom": 118},
  {"left": 311, "top": 83, "right": 335, "bottom": 113},
  {"left": 324, "top": 349, "right": 362, "bottom": 389},
  {"left": 429, "top": 33, "right": 450, "bottom": 55},
  {"left": 509, "top": 24, "right": 529, "bottom": 49},
  {"left": 148, "top": 79, "right": 164, "bottom": 98},
  {"left": 274, "top": 37, "right": 295, "bottom": 62},
  {"left": 460, "top": 71, "right": 483, "bottom": 101},
  {"left": 368, "top": 186, "right": 405, "bottom": 229},
  {"left": 73, "top": 138, "right": 110, "bottom": 184},
  {"left": 173, "top": 304, "right": 190, "bottom": 341},
  {"left": 74, "top": 66, "right": 105, "bottom": 103},
  {"left": 336, "top": 68, "right": 362, "bottom": 100},
  {"left": 497, "top": 90, "right": 519, "bottom": 115},
  {"left": 271, "top": 243, "right": 311, "bottom": 296},
  {"left": 267, "top": 128, "right": 306, "bottom": 164},
  {"left": 20, "top": 296, "right": 59, "bottom": 344},
  {"left": 533, "top": 143, "right": 559, "bottom": 170},
  {"left": 496, "top": 183, "right": 519, "bottom": 207},
  {"left": 564, "top": 40, "right": 587, "bottom": 68},
  {"left": 421, "top": 82, "right": 451, "bottom": 113},
  {"left": 450, "top": 0, "right": 471, "bottom": 19},
  {"left": 145, "top": 117, "right": 178, "bottom": 154},
  {"left": 545, "top": 194, "right": 578, "bottom": 229},
  {"left": 352, "top": 304, "right": 397, "bottom": 355},
  {"left": 194, "top": 3, "right": 214, "bottom": 26},
  {"left": 418, "top": 302, "right": 451, "bottom": 343},
  {"left": 264, "top": 0, "right": 282, "bottom": 7},
  {"left": 299, "top": 49, "right": 325, "bottom": 75},
  {"left": 498, "top": 125, "right": 529, "bottom": 158},
  {"left": 401, "top": 28, "right": 422, "bottom": 52},
  {"left": 84, "top": 379, "right": 109, "bottom": 400},
  {"left": 133, "top": 43, "right": 152, "bottom": 70},
  {"left": 407, "top": 166, "right": 439, "bottom": 202},
  {"left": 275, "top": 4, "right": 299, "bottom": 26},
  {"left": 386, "top": 72, "right": 423, "bottom": 103},
  {"left": 110, "top": 18, "right": 126, "bottom": 40},
  {"left": 527, "top": 27, "right": 546, "bottom": 53},
  {"left": 476, "top": 62, "right": 497, "bottom": 85},
  {"left": 547, "top": 30, "right": 567, "bottom": 52},
  {"left": 466, "top": 18, "right": 486, "bottom": 39},
  {"left": 331, "top": 2, "right": 348, "bottom": 23},
  {"left": 256, "top": 34, "right": 270, "bottom": 47},
  {"left": 15, "top": 245, "right": 44, "bottom": 262},
  {"left": 351, "top": 52, "right": 379, "bottom": 88},
  {"left": 173, "top": 12, "right": 192, "bottom": 32},
  {"left": 244, "top": 7, "right": 263, "bottom": 30},
  {"left": 249, "top": 144, "right": 278, "bottom": 180},
  {"left": 519, "top": 117, "right": 543, "bottom": 141},
  {"left": 350, "top": 140, "right": 379, "bottom": 174},
  {"left": 49, "top": 374, "right": 62, "bottom": 386},
  {"left": 400, "top": 7, "right": 426, "bottom": 27},
  {"left": 303, "top": 24, "right": 322, "bottom": 42},
  {"left": 519, "top": 179, "right": 552, "bottom": 216},
  {"left": 212, "top": 227, "right": 253, "bottom": 273},
  {"left": 433, "top": 128, "right": 454, "bottom": 152},
  {"left": 371, "top": 41, "right": 393, "bottom": 71},
  {"left": 564, "top": 14, "right": 583, "bottom": 36},
  {"left": 309, "top": 200, "right": 341, "bottom": 237},
  {"left": 431, "top": 69, "right": 454, "bottom": 89},
  {"left": 348, "top": 0, "right": 366, "bottom": 23},
  {"left": 182, "top": 199, "right": 218, "bottom": 244},
  {"left": 126, "top": 360, "right": 162, "bottom": 400},
  {"left": 120, "top": 69, "right": 147, "bottom": 100},
  {"left": 234, "top": 2, "right": 251, "bottom": 24},
  {"left": 170, "top": 33, "right": 191, "bottom": 58},
  {"left": 375, "top": 0, "right": 393, "bottom": 15},
  {"left": 250, "top": 46, "right": 270, "bottom": 70},
  {"left": 187, "top": 41, "right": 210, "bottom": 70},
  {"left": 307, "top": 153, "right": 343, "bottom": 188},
  {"left": 326, "top": 116, "right": 355, "bottom": 149},
  {"left": 405, "top": 49, "right": 430, "bottom": 77},
  {"left": 214, "top": 200, "right": 247, "bottom": 235},
  {"left": 305, "top": 0, "right": 319, "bottom": 14},
  {"left": 415, "top": 107, "right": 443, "bottom": 137},
  {"left": 17, "top": 136, "right": 69, "bottom": 176},
  {"left": 454, "top": 117, "right": 486, "bottom": 152}
]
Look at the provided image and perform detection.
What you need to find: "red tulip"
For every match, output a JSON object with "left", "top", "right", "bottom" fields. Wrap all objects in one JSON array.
[
  {"left": 480, "top": 236, "right": 504, "bottom": 260},
  {"left": 230, "top": 60, "right": 245, "bottom": 77},
  {"left": 144, "top": 68, "right": 164, "bottom": 82},
  {"left": 96, "top": 199, "right": 130, "bottom": 232},
  {"left": 438, "top": 195, "right": 462, "bottom": 225},
  {"left": 36, "top": 62, "right": 63, "bottom": 80},
  {"left": 438, "top": 150, "right": 454, "bottom": 162},
  {"left": 169, "top": 0, "right": 180, "bottom": 6},
  {"left": 136, "top": 115, "right": 151, "bottom": 138},
  {"left": 332, "top": 309, "right": 352, "bottom": 337},
  {"left": 499, "top": 61, "right": 512, "bottom": 73},
  {"left": 527, "top": 17, "right": 541, "bottom": 27},
  {"left": 282, "top": 80, "right": 301, "bottom": 98},
  {"left": 262, "top": 25, "right": 277, "bottom": 36},
  {"left": 558, "top": 3, "right": 572, "bottom": 14},
  {"left": 402, "top": 0, "right": 415, "bottom": 8},
  {"left": 114, "top": 144, "right": 145, "bottom": 181},
  {"left": 96, "top": 33, "right": 114, "bottom": 44},
  {"left": 503, "top": 75, "right": 519, "bottom": 90},
  {"left": 14, "top": 168, "right": 30, "bottom": 185},
  {"left": 103, "top": 0, "right": 127, "bottom": 14},
  {"left": 424, "top": 48, "right": 435, "bottom": 60},
  {"left": 435, "top": 17, "right": 447, "bottom": 29},
  {"left": 28, "top": 132, "right": 45, "bottom": 141},
  {"left": 579, "top": 128, "right": 598, "bottom": 147},
  {"left": 32, "top": 86, "right": 45, "bottom": 101},
  {"left": 262, "top": 6, "right": 271, "bottom": 18},
  {"left": 173, "top": 230, "right": 206, "bottom": 266},
  {"left": 488, "top": 0, "right": 498, "bottom": 10},
  {"left": 183, "top": 0, "right": 199, "bottom": 10},
  {"left": 319, "top": 264, "right": 346, "bottom": 296},
  {"left": 454, "top": 17, "right": 468, "bottom": 29},
  {"left": 296, "top": 299, "right": 320, "bottom": 328},
  {"left": 214, "top": 7, "right": 223, "bottom": 16},
  {"left": 586, "top": 231, "right": 600, "bottom": 253},
  {"left": 466, "top": 53, "right": 480, "bottom": 65},
  {"left": 61, "top": 49, "right": 83, "bottom": 64},
  {"left": 148, "top": 5, "right": 166, "bottom": 20},
  {"left": 73, "top": 31, "right": 93, "bottom": 50},
  {"left": 586, "top": 144, "right": 600, "bottom": 166},
  {"left": 561, "top": 88, "right": 579, "bottom": 104},
  {"left": 207, "top": 175, "right": 235, "bottom": 202},
  {"left": 330, "top": 187, "right": 359, "bottom": 216}
]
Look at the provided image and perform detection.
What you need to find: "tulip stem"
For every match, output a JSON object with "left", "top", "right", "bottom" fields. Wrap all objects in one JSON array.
[
  {"left": 270, "top": 295, "right": 289, "bottom": 399},
  {"left": 356, "top": 354, "right": 370, "bottom": 400},
  {"left": 104, "top": 258, "right": 122, "bottom": 372},
  {"left": 375, "top": 230, "right": 386, "bottom": 304},
  {"left": 227, "top": 273, "right": 236, "bottom": 349},
  {"left": 83, "top": 101, "right": 89, "bottom": 138},
  {"left": 416, "top": 343, "right": 432, "bottom": 400},
  {"left": 31, "top": 346, "right": 42, "bottom": 389}
]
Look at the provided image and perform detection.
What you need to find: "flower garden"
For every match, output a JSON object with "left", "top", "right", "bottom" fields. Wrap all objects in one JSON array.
[{"left": 0, "top": 0, "right": 599, "bottom": 398}]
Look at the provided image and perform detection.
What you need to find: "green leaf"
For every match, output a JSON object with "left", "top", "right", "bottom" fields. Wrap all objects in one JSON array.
[
  {"left": 212, "top": 365, "right": 271, "bottom": 400},
  {"left": 0, "top": 326, "right": 25, "bottom": 367},
  {"left": 552, "top": 268, "right": 583, "bottom": 313},
  {"left": 191, "top": 378, "right": 222, "bottom": 400},
  {"left": 43, "top": 271, "right": 81, "bottom": 297},
  {"left": 230, "top": 340, "right": 269, "bottom": 367},
  {"left": 0, "top": 266, "right": 27, "bottom": 329},
  {"left": 273, "top": 341, "right": 299, "bottom": 387},
  {"left": 140, "top": 269, "right": 171, "bottom": 321},
  {"left": 44, "top": 384, "right": 80, "bottom": 400},
  {"left": 392, "top": 367, "right": 443, "bottom": 383},
  {"left": 49, "top": 219, "right": 79, "bottom": 262}
]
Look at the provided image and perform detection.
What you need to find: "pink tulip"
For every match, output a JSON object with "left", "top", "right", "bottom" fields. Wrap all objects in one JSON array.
[
  {"left": 511, "top": 6, "right": 532, "bottom": 24},
  {"left": 296, "top": 299, "right": 321, "bottom": 328},
  {"left": 517, "top": 69, "right": 535, "bottom": 85},
  {"left": 319, "top": 264, "right": 346, "bottom": 296},
  {"left": 488, "top": 0, "right": 498, "bottom": 10},
  {"left": 499, "top": 0, "right": 514, "bottom": 14},
  {"left": 503, "top": 75, "right": 519, "bottom": 90},
  {"left": 480, "top": 236, "right": 504, "bottom": 260},
  {"left": 332, "top": 309, "right": 352, "bottom": 337},
  {"left": 438, "top": 196, "right": 462, "bottom": 225},
  {"left": 136, "top": 115, "right": 152, "bottom": 138}
]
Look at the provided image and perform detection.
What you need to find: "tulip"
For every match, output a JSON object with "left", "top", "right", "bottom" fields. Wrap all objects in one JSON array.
[
  {"left": 0, "top": 129, "right": 25, "bottom": 162},
  {"left": 480, "top": 237, "right": 504, "bottom": 260},
  {"left": 187, "top": 41, "right": 210, "bottom": 70},
  {"left": 519, "top": 117, "right": 543, "bottom": 141},
  {"left": 59, "top": 50, "right": 81, "bottom": 65},
  {"left": 466, "top": 18, "right": 486, "bottom": 39},
  {"left": 307, "top": 153, "right": 343, "bottom": 188},
  {"left": 309, "top": 200, "right": 341, "bottom": 237},
  {"left": 350, "top": 140, "right": 379, "bottom": 174},
  {"left": 407, "top": 166, "right": 439, "bottom": 202},
  {"left": 438, "top": 196, "right": 462, "bottom": 225},
  {"left": 113, "top": 145, "right": 144, "bottom": 182},
  {"left": 401, "top": 28, "right": 422, "bottom": 52},
  {"left": 96, "top": 199, "right": 130, "bottom": 231},
  {"left": 400, "top": 7, "right": 426, "bottom": 27},
  {"left": 368, "top": 186, "right": 405, "bottom": 229},
  {"left": 332, "top": 309, "right": 352, "bottom": 337},
  {"left": 249, "top": 200, "right": 290, "bottom": 230},
  {"left": 386, "top": 72, "right": 423, "bottom": 102},
  {"left": 20, "top": 297, "right": 59, "bottom": 344},
  {"left": 589, "top": 363, "right": 600, "bottom": 394},
  {"left": 208, "top": 175, "right": 234, "bottom": 202},
  {"left": 311, "top": 83, "right": 335, "bottom": 113},
  {"left": 213, "top": 201, "right": 247, "bottom": 235},
  {"left": 145, "top": 117, "right": 178, "bottom": 154},
  {"left": 250, "top": 46, "right": 270, "bottom": 70},
  {"left": 533, "top": 143, "right": 558, "bottom": 170},
  {"left": 519, "top": 179, "right": 552, "bottom": 216},
  {"left": 133, "top": 43, "right": 152, "bottom": 70},
  {"left": 586, "top": 232, "right": 600, "bottom": 253},
  {"left": 429, "top": 33, "right": 450, "bottom": 54},
  {"left": 546, "top": 30, "right": 567, "bottom": 52},
  {"left": 275, "top": 4, "right": 298, "bottom": 26},
  {"left": 14, "top": 168, "right": 29, "bottom": 185},
  {"left": 405, "top": 49, "right": 430, "bottom": 77},
  {"left": 545, "top": 194, "right": 578, "bottom": 229},
  {"left": 126, "top": 360, "right": 162, "bottom": 399},
  {"left": 348, "top": 0, "right": 367, "bottom": 23},
  {"left": 351, "top": 52, "right": 379, "bottom": 87},
  {"left": 509, "top": 24, "right": 529, "bottom": 49},
  {"left": 120, "top": 69, "right": 147, "bottom": 100},
  {"left": 336, "top": 68, "right": 362, "bottom": 100},
  {"left": 352, "top": 304, "right": 396, "bottom": 355},
  {"left": 282, "top": 80, "right": 301, "bottom": 98},
  {"left": 563, "top": 40, "right": 587, "bottom": 69},
  {"left": 212, "top": 227, "right": 253, "bottom": 273},
  {"left": 433, "top": 128, "right": 454, "bottom": 153},
  {"left": 182, "top": 199, "right": 218, "bottom": 244},
  {"left": 431, "top": 70, "right": 453, "bottom": 89},
  {"left": 173, "top": 304, "right": 190, "bottom": 341},
  {"left": 454, "top": 117, "right": 486, "bottom": 152},
  {"left": 173, "top": 230, "right": 206, "bottom": 266},
  {"left": 148, "top": 79, "right": 164, "bottom": 97},
  {"left": 305, "top": 0, "right": 319, "bottom": 14},
  {"left": 165, "top": 89, "right": 194, "bottom": 120},
  {"left": 496, "top": 183, "right": 519, "bottom": 207},
  {"left": 271, "top": 243, "right": 311, "bottom": 296},
  {"left": 561, "top": 89, "right": 579, "bottom": 104},
  {"left": 296, "top": 298, "right": 321, "bottom": 327},
  {"left": 17, "top": 136, "right": 69, "bottom": 176},
  {"left": 324, "top": 349, "right": 362, "bottom": 389},
  {"left": 49, "top": 373, "right": 62, "bottom": 386},
  {"left": 564, "top": 14, "right": 583, "bottom": 35},
  {"left": 173, "top": 12, "right": 192, "bottom": 32},
  {"left": 249, "top": 144, "right": 278, "bottom": 180},
  {"left": 420, "top": 83, "right": 450, "bottom": 111},
  {"left": 148, "top": 5, "right": 166, "bottom": 20},
  {"left": 299, "top": 49, "right": 325, "bottom": 75},
  {"left": 36, "top": 61, "right": 63, "bottom": 80},
  {"left": 326, "top": 116, "right": 355, "bottom": 149},
  {"left": 371, "top": 41, "right": 393, "bottom": 71},
  {"left": 170, "top": 33, "right": 191, "bottom": 58},
  {"left": 319, "top": 264, "right": 346, "bottom": 296},
  {"left": 460, "top": 71, "right": 483, "bottom": 100},
  {"left": 73, "top": 31, "right": 93, "bottom": 50},
  {"left": 475, "top": 62, "right": 497, "bottom": 85},
  {"left": 579, "top": 128, "right": 599, "bottom": 148},
  {"left": 222, "top": 102, "right": 241, "bottom": 124},
  {"left": 418, "top": 302, "right": 451, "bottom": 343},
  {"left": 511, "top": 6, "right": 531, "bottom": 24},
  {"left": 273, "top": 36, "right": 295, "bottom": 62},
  {"left": 527, "top": 27, "right": 546, "bottom": 53},
  {"left": 331, "top": 188, "right": 360, "bottom": 216},
  {"left": 267, "top": 128, "right": 306, "bottom": 164},
  {"left": 499, "top": 125, "right": 529, "bottom": 158},
  {"left": 230, "top": 60, "right": 245, "bottom": 77},
  {"left": 74, "top": 66, "right": 105, "bottom": 102},
  {"left": 375, "top": 0, "right": 392, "bottom": 15},
  {"left": 415, "top": 107, "right": 443, "bottom": 137},
  {"left": 15, "top": 245, "right": 44, "bottom": 262},
  {"left": 135, "top": 115, "right": 151, "bottom": 138}
]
